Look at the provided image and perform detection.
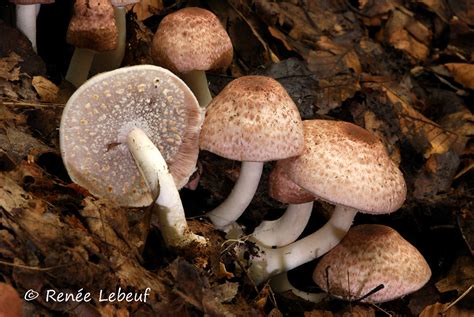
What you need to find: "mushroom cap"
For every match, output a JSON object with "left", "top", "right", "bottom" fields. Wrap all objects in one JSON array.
[
  {"left": 282, "top": 120, "right": 406, "bottom": 214},
  {"left": 151, "top": 7, "right": 233, "bottom": 74},
  {"left": 268, "top": 161, "right": 315, "bottom": 204},
  {"left": 0, "top": 283, "right": 22, "bottom": 317},
  {"left": 60, "top": 65, "right": 202, "bottom": 207},
  {"left": 66, "top": 0, "right": 118, "bottom": 51},
  {"left": 199, "top": 75, "right": 304, "bottom": 162},
  {"left": 313, "top": 224, "right": 431, "bottom": 303}
]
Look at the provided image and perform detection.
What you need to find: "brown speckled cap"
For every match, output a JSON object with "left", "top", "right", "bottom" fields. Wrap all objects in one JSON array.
[
  {"left": 151, "top": 7, "right": 233, "bottom": 74},
  {"left": 313, "top": 224, "right": 431, "bottom": 303},
  {"left": 60, "top": 65, "right": 202, "bottom": 207},
  {"left": 282, "top": 120, "right": 406, "bottom": 214},
  {"left": 268, "top": 161, "right": 315, "bottom": 204},
  {"left": 200, "top": 76, "right": 304, "bottom": 162},
  {"left": 66, "top": 0, "right": 118, "bottom": 51}
]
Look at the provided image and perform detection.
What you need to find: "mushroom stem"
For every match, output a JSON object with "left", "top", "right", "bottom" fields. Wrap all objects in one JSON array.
[
  {"left": 65, "top": 48, "right": 95, "bottom": 88},
  {"left": 244, "top": 205, "right": 357, "bottom": 285},
  {"left": 90, "top": 6, "right": 126, "bottom": 75},
  {"left": 127, "top": 128, "right": 207, "bottom": 248},
  {"left": 251, "top": 202, "right": 313, "bottom": 247},
  {"left": 207, "top": 161, "right": 263, "bottom": 231},
  {"left": 15, "top": 4, "right": 41, "bottom": 52},
  {"left": 270, "top": 273, "right": 326, "bottom": 303},
  {"left": 181, "top": 70, "right": 212, "bottom": 107}
]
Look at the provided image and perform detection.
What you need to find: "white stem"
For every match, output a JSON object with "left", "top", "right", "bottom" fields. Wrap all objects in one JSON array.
[
  {"left": 181, "top": 70, "right": 212, "bottom": 108},
  {"left": 207, "top": 161, "right": 263, "bottom": 231},
  {"left": 16, "top": 4, "right": 41, "bottom": 52},
  {"left": 90, "top": 6, "right": 126, "bottom": 75},
  {"left": 66, "top": 48, "right": 95, "bottom": 88},
  {"left": 127, "top": 128, "right": 207, "bottom": 247},
  {"left": 252, "top": 202, "right": 313, "bottom": 247},
  {"left": 270, "top": 273, "right": 326, "bottom": 303},
  {"left": 245, "top": 205, "right": 357, "bottom": 285}
]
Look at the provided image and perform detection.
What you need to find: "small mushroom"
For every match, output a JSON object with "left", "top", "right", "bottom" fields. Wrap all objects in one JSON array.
[
  {"left": 9, "top": 0, "right": 55, "bottom": 52},
  {"left": 151, "top": 7, "right": 233, "bottom": 107},
  {"left": 90, "top": 0, "right": 140, "bottom": 75},
  {"left": 251, "top": 161, "right": 315, "bottom": 247},
  {"left": 60, "top": 65, "right": 206, "bottom": 247},
  {"left": 243, "top": 120, "right": 407, "bottom": 284},
  {"left": 313, "top": 224, "right": 431, "bottom": 303},
  {"left": 199, "top": 75, "right": 304, "bottom": 231},
  {"left": 0, "top": 282, "right": 22, "bottom": 317},
  {"left": 65, "top": 0, "right": 118, "bottom": 87}
]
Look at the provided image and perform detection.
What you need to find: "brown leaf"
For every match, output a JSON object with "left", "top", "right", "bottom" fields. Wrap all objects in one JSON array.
[
  {"left": 444, "top": 63, "right": 474, "bottom": 90},
  {"left": 32, "top": 76, "right": 59, "bottom": 102},
  {"left": 0, "top": 52, "right": 22, "bottom": 81},
  {"left": 132, "top": 0, "right": 163, "bottom": 21},
  {"left": 413, "top": 151, "right": 460, "bottom": 198},
  {"left": 420, "top": 301, "right": 473, "bottom": 317},
  {"left": 384, "top": 86, "right": 460, "bottom": 158},
  {"left": 435, "top": 256, "right": 474, "bottom": 294},
  {"left": 383, "top": 9, "right": 431, "bottom": 61}
]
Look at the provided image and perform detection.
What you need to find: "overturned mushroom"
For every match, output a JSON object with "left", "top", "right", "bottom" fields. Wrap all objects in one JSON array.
[{"left": 60, "top": 65, "right": 205, "bottom": 247}]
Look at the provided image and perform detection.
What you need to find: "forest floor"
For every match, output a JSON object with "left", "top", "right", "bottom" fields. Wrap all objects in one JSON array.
[{"left": 0, "top": 0, "right": 473, "bottom": 316}]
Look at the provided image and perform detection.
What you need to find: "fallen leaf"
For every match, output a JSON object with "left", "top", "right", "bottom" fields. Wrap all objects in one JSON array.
[
  {"left": 457, "top": 208, "right": 474, "bottom": 255},
  {"left": 420, "top": 301, "right": 473, "bottom": 317},
  {"left": 383, "top": 86, "right": 460, "bottom": 158},
  {"left": 32, "top": 76, "right": 59, "bottom": 102},
  {"left": 435, "top": 256, "right": 474, "bottom": 294},
  {"left": 383, "top": 9, "right": 431, "bottom": 61},
  {"left": 444, "top": 63, "right": 474, "bottom": 90},
  {"left": 0, "top": 52, "right": 22, "bottom": 81},
  {"left": 132, "top": 0, "right": 163, "bottom": 21}
]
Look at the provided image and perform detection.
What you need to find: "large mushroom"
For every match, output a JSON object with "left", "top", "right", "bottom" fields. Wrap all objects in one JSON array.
[
  {"left": 9, "top": 0, "right": 55, "bottom": 52},
  {"left": 65, "top": 0, "right": 118, "bottom": 87},
  {"left": 60, "top": 65, "right": 205, "bottom": 247},
  {"left": 199, "top": 75, "right": 304, "bottom": 231},
  {"left": 151, "top": 7, "right": 233, "bottom": 107},
  {"left": 313, "top": 224, "right": 431, "bottom": 303},
  {"left": 242, "top": 120, "right": 407, "bottom": 284}
]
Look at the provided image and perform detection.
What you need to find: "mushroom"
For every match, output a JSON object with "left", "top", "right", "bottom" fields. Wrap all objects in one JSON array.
[
  {"left": 251, "top": 161, "right": 315, "bottom": 247},
  {"left": 151, "top": 7, "right": 233, "bottom": 107},
  {"left": 241, "top": 120, "right": 407, "bottom": 284},
  {"left": 60, "top": 64, "right": 206, "bottom": 247},
  {"left": 313, "top": 224, "right": 431, "bottom": 303},
  {"left": 9, "top": 0, "right": 55, "bottom": 52},
  {"left": 65, "top": 0, "right": 118, "bottom": 88},
  {"left": 90, "top": 0, "right": 140, "bottom": 75},
  {"left": 0, "top": 283, "right": 22, "bottom": 317},
  {"left": 199, "top": 75, "right": 304, "bottom": 231}
]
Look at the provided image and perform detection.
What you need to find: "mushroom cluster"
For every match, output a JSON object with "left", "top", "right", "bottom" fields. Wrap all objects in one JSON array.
[
  {"left": 55, "top": 5, "right": 432, "bottom": 306},
  {"left": 60, "top": 64, "right": 206, "bottom": 248}
]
